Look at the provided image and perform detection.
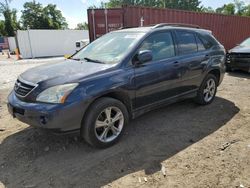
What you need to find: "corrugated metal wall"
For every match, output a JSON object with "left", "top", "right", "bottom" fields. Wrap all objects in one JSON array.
[
  {"left": 88, "top": 6, "right": 250, "bottom": 50},
  {"left": 88, "top": 8, "right": 124, "bottom": 41}
]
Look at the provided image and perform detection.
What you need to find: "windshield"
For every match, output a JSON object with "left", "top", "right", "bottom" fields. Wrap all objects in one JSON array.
[
  {"left": 240, "top": 37, "right": 250, "bottom": 47},
  {"left": 72, "top": 32, "right": 145, "bottom": 64}
]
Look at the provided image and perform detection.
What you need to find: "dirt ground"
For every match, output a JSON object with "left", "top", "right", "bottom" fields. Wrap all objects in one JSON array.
[{"left": 0, "top": 70, "right": 250, "bottom": 188}]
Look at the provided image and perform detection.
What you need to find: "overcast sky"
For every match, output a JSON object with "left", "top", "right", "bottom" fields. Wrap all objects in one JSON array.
[{"left": 6, "top": 0, "right": 250, "bottom": 29}]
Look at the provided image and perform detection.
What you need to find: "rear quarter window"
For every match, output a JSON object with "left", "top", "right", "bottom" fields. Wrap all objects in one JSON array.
[
  {"left": 196, "top": 35, "right": 206, "bottom": 51},
  {"left": 198, "top": 34, "right": 214, "bottom": 49}
]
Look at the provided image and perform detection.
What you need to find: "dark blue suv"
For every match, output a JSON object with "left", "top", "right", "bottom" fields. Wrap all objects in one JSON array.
[{"left": 8, "top": 24, "right": 226, "bottom": 148}]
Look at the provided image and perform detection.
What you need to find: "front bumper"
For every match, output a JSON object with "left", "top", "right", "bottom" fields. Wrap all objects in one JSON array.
[
  {"left": 226, "top": 54, "right": 250, "bottom": 72},
  {"left": 7, "top": 91, "right": 90, "bottom": 132}
]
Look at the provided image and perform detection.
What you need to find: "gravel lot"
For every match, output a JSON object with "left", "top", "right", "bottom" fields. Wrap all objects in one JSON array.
[
  {"left": 0, "top": 59, "right": 250, "bottom": 188},
  {"left": 0, "top": 56, "right": 64, "bottom": 90}
]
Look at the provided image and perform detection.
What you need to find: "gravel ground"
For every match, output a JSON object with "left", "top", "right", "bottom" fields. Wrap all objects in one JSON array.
[
  {"left": 0, "top": 60, "right": 249, "bottom": 188},
  {"left": 0, "top": 56, "right": 64, "bottom": 90}
]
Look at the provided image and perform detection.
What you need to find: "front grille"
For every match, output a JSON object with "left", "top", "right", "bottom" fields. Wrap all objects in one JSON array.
[
  {"left": 14, "top": 79, "right": 36, "bottom": 97},
  {"left": 229, "top": 53, "right": 250, "bottom": 58}
]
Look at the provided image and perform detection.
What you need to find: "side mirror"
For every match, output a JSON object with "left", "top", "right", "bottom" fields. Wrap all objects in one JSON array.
[{"left": 135, "top": 50, "right": 153, "bottom": 64}]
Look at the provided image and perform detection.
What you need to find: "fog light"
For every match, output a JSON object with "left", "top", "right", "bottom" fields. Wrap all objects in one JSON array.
[{"left": 40, "top": 116, "right": 48, "bottom": 125}]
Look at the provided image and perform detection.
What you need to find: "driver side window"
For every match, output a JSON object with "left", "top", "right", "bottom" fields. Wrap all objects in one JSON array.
[{"left": 139, "top": 32, "right": 175, "bottom": 61}]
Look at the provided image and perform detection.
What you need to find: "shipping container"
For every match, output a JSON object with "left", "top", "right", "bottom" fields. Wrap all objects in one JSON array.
[
  {"left": 87, "top": 5, "right": 250, "bottom": 50},
  {"left": 8, "top": 37, "right": 17, "bottom": 53}
]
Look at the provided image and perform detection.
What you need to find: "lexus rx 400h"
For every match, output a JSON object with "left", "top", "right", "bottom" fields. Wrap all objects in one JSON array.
[{"left": 8, "top": 24, "right": 226, "bottom": 148}]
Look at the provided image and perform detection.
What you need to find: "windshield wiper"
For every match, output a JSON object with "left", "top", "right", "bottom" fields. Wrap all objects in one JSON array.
[
  {"left": 69, "top": 57, "right": 81, "bottom": 61},
  {"left": 84, "top": 57, "right": 105, "bottom": 64}
]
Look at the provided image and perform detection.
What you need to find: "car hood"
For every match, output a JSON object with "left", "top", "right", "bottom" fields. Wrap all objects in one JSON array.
[
  {"left": 229, "top": 45, "right": 250, "bottom": 53},
  {"left": 20, "top": 59, "right": 115, "bottom": 84}
]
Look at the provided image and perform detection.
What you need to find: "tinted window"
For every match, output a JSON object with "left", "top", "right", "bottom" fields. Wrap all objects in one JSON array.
[
  {"left": 199, "top": 35, "right": 213, "bottom": 49},
  {"left": 176, "top": 31, "right": 197, "bottom": 55},
  {"left": 139, "top": 32, "right": 175, "bottom": 61},
  {"left": 196, "top": 36, "right": 206, "bottom": 51}
]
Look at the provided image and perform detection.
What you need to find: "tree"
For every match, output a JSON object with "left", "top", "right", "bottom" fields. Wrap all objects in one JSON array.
[
  {"left": 0, "top": 0, "right": 17, "bottom": 36},
  {"left": 103, "top": 0, "right": 202, "bottom": 11},
  {"left": 215, "top": 6, "right": 224, "bottom": 14},
  {"left": 201, "top": 6, "right": 215, "bottom": 13},
  {"left": 21, "top": 0, "right": 68, "bottom": 29},
  {"left": 163, "top": 0, "right": 202, "bottom": 11},
  {"left": 75, "top": 22, "right": 88, "bottom": 30},
  {"left": 222, "top": 3, "right": 236, "bottom": 15},
  {"left": 0, "top": 20, "right": 7, "bottom": 36},
  {"left": 43, "top": 4, "right": 68, "bottom": 29},
  {"left": 215, "top": 4, "right": 236, "bottom": 15},
  {"left": 234, "top": 0, "right": 245, "bottom": 15},
  {"left": 21, "top": 1, "right": 45, "bottom": 29}
]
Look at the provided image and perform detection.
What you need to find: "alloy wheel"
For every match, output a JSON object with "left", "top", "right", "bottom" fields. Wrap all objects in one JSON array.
[
  {"left": 203, "top": 78, "right": 216, "bottom": 102},
  {"left": 95, "top": 106, "right": 124, "bottom": 143}
]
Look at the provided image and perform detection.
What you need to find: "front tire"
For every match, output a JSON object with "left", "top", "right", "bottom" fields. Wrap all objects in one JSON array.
[
  {"left": 81, "top": 97, "right": 129, "bottom": 148},
  {"left": 195, "top": 74, "right": 218, "bottom": 105}
]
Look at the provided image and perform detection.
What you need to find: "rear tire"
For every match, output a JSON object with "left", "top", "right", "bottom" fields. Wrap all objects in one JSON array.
[
  {"left": 194, "top": 74, "right": 218, "bottom": 105},
  {"left": 81, "top": 97, "right": 129, "bottom": 148}
]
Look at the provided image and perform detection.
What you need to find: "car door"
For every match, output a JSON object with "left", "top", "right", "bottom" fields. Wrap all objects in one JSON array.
[
  {"left": 133, "top": 31, "right": 184, "bottom": 109},
  {"left": 175, "top": 30, "right": 209, "bottom": 91}
]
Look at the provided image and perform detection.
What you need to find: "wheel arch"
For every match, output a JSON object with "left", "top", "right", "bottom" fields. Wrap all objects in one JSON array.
[
  {"left": 81, "top": 91, "right": 133, "bottom": 126},
  {"left": 207, "top": 69, "right": 221, "bottom": 84}
]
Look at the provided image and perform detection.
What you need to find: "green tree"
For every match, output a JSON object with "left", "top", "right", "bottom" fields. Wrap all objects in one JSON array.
[
  {"left": 201, "top": 6, "right": 215, "bottom": 13},
  {"left": 103, "top": 0, "right": 202, "bottom": 11},
  {"left": 234, "top": 0, "right": 245, "bottom": 15},
  {"left": 75, "top": 22, "right": 88, "bottom": 30},
  {"left": 223, "top": 3, "right": 236, "bottom": 15},
  {"left": 163, "top": 0, "right": 202, "bottom": 11},
  {"left": 0, "top": 20, "right": 7, "bottom": 36},
  {"left": 21, "top": 0, "right": 68, "bottom": 29},
  {"left": 21, "top": 1, "right": 45, "bottom": 29},
  {"left": 0, "top": 0, "right": 17, "bottom": 36},
  {"left": 43, "top": 4, "right": 68, "bottom": 29},
  {"left": 243, "top": 4, "right": 250, "bottom": 16},
  {"left": 3, "top": 9, "right": 15, "bottom": 35}
]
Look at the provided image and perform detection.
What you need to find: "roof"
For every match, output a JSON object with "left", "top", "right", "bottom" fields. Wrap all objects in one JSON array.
[
  {"left": 114, "top": 24, "right": 212, "bottom": 34},
  {"left": 114, "top": 26, "right": 152, "bottom": 33}
]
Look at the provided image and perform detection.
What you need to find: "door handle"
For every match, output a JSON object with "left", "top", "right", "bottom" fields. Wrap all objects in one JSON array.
[
  {"left": 173, "top": 61, "right": 180, "bottom": 68},
  {"left": 204, "top": 54, "right": 210, "bottom": 59}
]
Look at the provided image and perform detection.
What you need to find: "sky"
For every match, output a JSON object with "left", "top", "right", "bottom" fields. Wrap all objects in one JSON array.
[{"left": 5, "top": 0, "right": 250, "bottom": 29}]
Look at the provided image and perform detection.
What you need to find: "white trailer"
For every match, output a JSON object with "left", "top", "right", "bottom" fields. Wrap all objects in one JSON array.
[
  {"left": 8, "top": 37, "right": 17, "bottom": 53},
  {"left": 17, "top": 29, "right": 89, "bottom": 59}
]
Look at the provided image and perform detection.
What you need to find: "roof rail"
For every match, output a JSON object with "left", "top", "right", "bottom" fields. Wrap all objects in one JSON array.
[
  {"left": 118, "top": 26, "right": 135, "bottom": 30},
  {"left": 153, "top": 23, "right": 200, "bottom": 29}
]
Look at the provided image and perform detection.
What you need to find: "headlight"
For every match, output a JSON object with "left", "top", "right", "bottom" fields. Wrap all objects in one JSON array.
[{"left": 36, "top": 83, "right": 78, "bottom": 103}]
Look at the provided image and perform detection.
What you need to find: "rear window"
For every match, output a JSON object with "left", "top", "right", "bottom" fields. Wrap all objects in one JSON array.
[{"left": 176, "top": 31, "right": 197, "bottom": 55}]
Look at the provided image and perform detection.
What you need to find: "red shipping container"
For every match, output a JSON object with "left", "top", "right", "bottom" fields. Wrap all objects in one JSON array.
[{"left": 87, "top": 5, "right": 250, "bottom": 50}]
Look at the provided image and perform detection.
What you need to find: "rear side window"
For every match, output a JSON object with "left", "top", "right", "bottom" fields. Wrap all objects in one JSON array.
[
  {"left": 196, "top": 36, "right": 206, "bottom": 51},
  {"left": 139, "top": 32, "right": 175, "bottom": 61},
  {"left": 176, "top": 31, "right": 197, "bottom": 55},
  {"left": 199, "top": 35, "right": 213, "bottom": 49}
]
